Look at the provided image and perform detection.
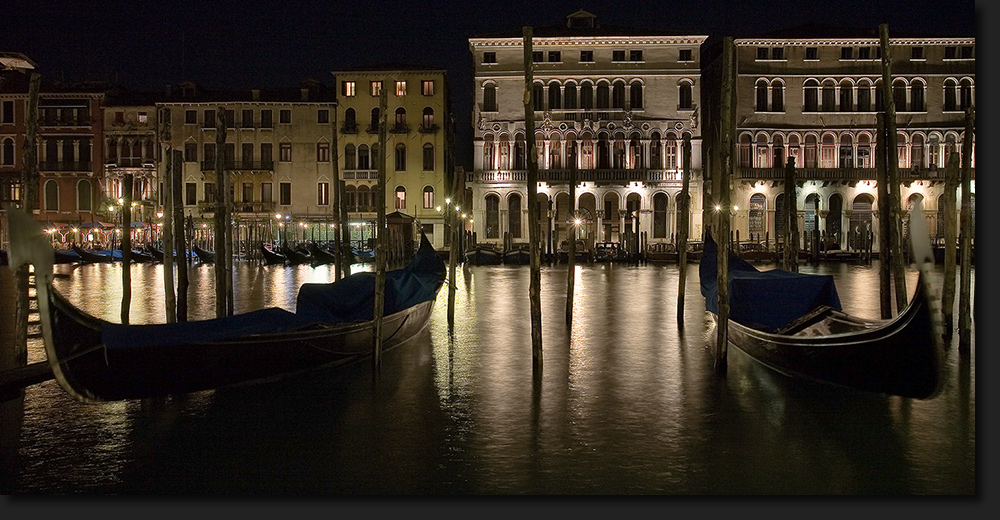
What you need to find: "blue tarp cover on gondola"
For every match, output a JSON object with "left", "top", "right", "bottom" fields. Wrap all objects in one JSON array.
[
  {"left": 101, "top": 235, "right": 444, "bottom": 350},
  {"left": 700, "top": 233, "right": 841, "bottom": 332}
]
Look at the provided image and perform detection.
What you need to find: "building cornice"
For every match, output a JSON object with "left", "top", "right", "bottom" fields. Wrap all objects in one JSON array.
[
  {"left": 736, "top": 37, "right": 975, "bottom": 46},
  {"left": 470, "top": 36, "right": 709, "bottom": 48}
]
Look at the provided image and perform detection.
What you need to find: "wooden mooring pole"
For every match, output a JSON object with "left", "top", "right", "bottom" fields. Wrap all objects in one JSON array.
[
  {"left": 958, "top": 107, "right": 974, "bottom": 351},
  {"left": 524, "top": 26, "right": 543, "bottom": 373},
  {"left": 676, "top": 135, "right": 691, "bottom": 328},
  {"left": 714, "top": 36, "right": 734, "bottom": 373},
  {"left": 372, "top": 80, "right": 389, "bottom": 373},
  {"left": 875, "top": 112, "right": 892, "bottom": 319},
  {"left": 880, "top": 23, "right": 907, "bottom": 314},
  {"left": 120, "top": 173, "right": 133, "bottom": 324},
  {"left": 565, "top": 142, "right": 577, "bottom": 325},
  {"left": 159, "top": 108, "right": 177, "bottom": 324},
  {"left": 940, "top": 152, "right": 960, "bottom": 337}
]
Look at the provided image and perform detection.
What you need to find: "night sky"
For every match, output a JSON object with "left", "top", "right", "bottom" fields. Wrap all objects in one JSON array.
[{"left": 1, "top": 0, "right": 980, "bottom": 169}]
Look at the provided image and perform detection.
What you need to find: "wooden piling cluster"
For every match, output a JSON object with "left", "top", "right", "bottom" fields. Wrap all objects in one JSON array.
[{"left": 958, "top": 107, "right": 974, "bottom": 350}]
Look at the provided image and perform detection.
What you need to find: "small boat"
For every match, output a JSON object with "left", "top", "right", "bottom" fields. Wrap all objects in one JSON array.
[
  {"left": 502, "top": 244, "right": 531, "bottom": 265},
  {"left": 308, "top": 242, "right": 338, "bottom": 266},
  {"left": 352, "top": 247, "right": 375, "bottom": 263},
  {"left": 145, "top": 244, "right": 164, "bottom": 262},
  {"left": 699, "top": 201, "right": 944, "bottom": 400},
  {"left": 644, "top": 243, "right": 678, "bottom": 263},
  {"left": 557, "top": 239, "right": 592, "bottom": 264},
  {"left": 71, "top": 245, "right": 114, "bottom": 263},
  {"left": 53, "top": 249, "right": 81, "bottom": 264},
  {"left": 593, "top": 242, "right": 626, "bottom": 263},
  {"left": 260, "top": 243, "right": 286, "bottom": 265},
  {"left": 736, "top": 241, "right": 775, "bottom": 263},
  {"left": 129, "top": 249, "right": 156, "bottom": 263},
  {"left": 281, "top": 243, "right": 313, "bottom": 266},
  {"left": 6, "top": 208, "right": 447, "bottom": 403},
  {"left": 192, "top": 244, "right": 216, "bottom": 264},
  {"left": 464, "top": 244, "right": 502, "bottom": 265}
]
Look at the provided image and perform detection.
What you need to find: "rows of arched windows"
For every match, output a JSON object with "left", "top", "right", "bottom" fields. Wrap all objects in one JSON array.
[
  {"left": 755, "top": 76, "right": 975, "bottom": 113},
  {"left": 341, "top": 106, "right": 437, "bottom": 133},
  {"left": 342, "top": 183, "right": 436, "bottom": 212},
  {"left": 737, "top": 130, "right": 973, "bottom": 170},
  {"left": 480, "top": 129, "right": 693, "bottom": 171},
  {"left": 481, "top": 78, "right": 694, "bottom": 113}
]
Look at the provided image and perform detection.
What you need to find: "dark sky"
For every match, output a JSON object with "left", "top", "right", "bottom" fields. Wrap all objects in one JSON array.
[{"left": 1, "top": 0, "right": 980, "bottom": 169}]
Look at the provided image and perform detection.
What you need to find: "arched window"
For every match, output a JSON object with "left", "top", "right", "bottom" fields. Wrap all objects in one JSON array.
[
  {"left": 839, "top": 134, "right": 854, "bottom": 168},
  {"left": 772, "top": 134, "right": 785, "bottom": 168},
  {"left": 652, "top": 192, "right": 668, "bottom": 238},
  {"left": 483, "top": 135, "right": 494, "bottom": 170},
  {"left": 803, "top": 79, "right": 819, "bottom": 112},
  {"left": 739, "top": 134, "right": 752, "bottom": 168},
  {"left": 357, "top": 144, "right": 369, "bottom": 169},
  {"left": 649, "top": 132, "right": 661, "bottom": 169},
  {"left": 483, "top": 84, "right": 497, "bottom": 112},
  {"left": 629, "top": 80, "right": 643, "bottom": 109},
  {"left": 911, "top": 134, "right": 924, "bottom": 169},
  {"left": 771, "top": 80, "right": 784, "bottom": 112},
  {"left": 423, "top": 143, "right": 434, "bottom": 171},
  {"left": 549, "top": 137, "right": 561, "bottom": 169},
  {"left": 1, "top": 137, "right": 13, "bottom": 165},
  {"left": 857, "top": 80, "right": 872, "bottom": 112},
  {"left": 344, "top": 108, "right": 357, "bottom": 131},
  {"left": 755, "top": 134, "right": 769, "bottom": 168},
  {"left": 344, "top": 144, "right": 356, "bottom": 169},
  {"left": 514, "top": 136, "right": 525, "bottom": 169},
  {"left": 858, "top": 134, "right": 872, "bottom": 168},
  {"left": 756, "top": 79, "right": 769, "bottom": 112},
  {"left": 564, "top": 81, "right": 578, "bottom": 111},
  {"left": 804, "top": 134, "right": 818, "bottom": 168},
  {"left": 597, "top": 134, "right": 610, "bottom": 169},
  {"left": 664, "top": 134, "right": 677, "bottom": 170},
  {"left": 630, "top": 134, "right": 642, "bottom": 169},
  {"left": 485, "top": 193, "right": 500, "bottom": 239},
  {"left": 548, "top": 81, "right": 561, "bottom": 110},
  {"left": 532, "top": 82, "right": 544, "bottom": 111},
  {"left": 928, "top": 134, "right": 941, "bottom": 168},
  {"left": 357, "top": 185, "right": 371, "bottom": 211},
  {"left": 839, "top": 79, "right": 853, "bottom": 111},
  {"left": 678, "top": 81, "right": 692, "bottom": 109},
  {"left": 893, "top": 80, "right": 907, "bottom": 111},
  {"left": 44, "top": 179, "right": 58, "bottom": 211},
  {"left": 960, "top": 78, "right": 974, "bottom": 110},
  {"left": 911, "top": 80, "right": 925, "bottom": 111},
  {"left": 394, "top": 107, "right": 407, "bottom": 132},
  {"left": 612, "top": 81, "right": 625, "bottom": 109},
  {"left": 422, "top": 107, "right": 434, "bottom": 129},
  {"left": 369, "top": 107, "right": 380, "bottom": 132},
  {"left": 822, "top": 80, "right": 836, "bottom": 111},
  {"left": 943, "top": 79, "right": 958, "bottom": 111},
  {"left": 508, "top": 193, "right": 522, "bottom": 239},
  {"left": 748, "top": 193, "right": 766, "bottom": 236},
  {"left": 77, "top": 179, "right": 92, "bottom": 211},
  {"left": 394, "top": 143, "right": 406, "bottom": 171},
  {"left": 422, "top": 185, "right": 434, "bottom": 209},
  {"left": 80, "top": 138, "right": 91, "bottom": 164},
  {"left": 580, "top": 82, "right": 594, "bottom": 110},
  {"left": 596, "top": 82, "right": 610, "bottom": 109},
  {"left": 394, "top": 185, "right": 406, "bottom": 210},
  {"left": 820, "top": 134, "right": 836, "bottom": 167},
  {"left": 897, "top": 132, "right": 908, "bottom": 169}
]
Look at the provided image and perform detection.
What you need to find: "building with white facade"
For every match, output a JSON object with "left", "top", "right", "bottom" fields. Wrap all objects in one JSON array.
[
  {"left": 468, "top": 10, "right": 708, "bottom": 256},
  {"left": 701, "top": 25, "right": 975, "bottom": 252}
]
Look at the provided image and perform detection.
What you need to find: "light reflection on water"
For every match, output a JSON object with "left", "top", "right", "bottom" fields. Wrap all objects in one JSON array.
[{"left": 1, "top": 259, "right": 974, "bottom": 494}]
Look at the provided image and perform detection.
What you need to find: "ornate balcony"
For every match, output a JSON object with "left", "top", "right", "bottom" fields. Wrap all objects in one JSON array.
[
  {"left": 736, "top": 166, "right": 975, "bottom": 182},
  {"left": 199, "top": 160, "right": 275, "bottom": 172},
  {"left": 477, "top": 168, "right": 686, "bottom": 184},
  {"left": 342, "top": 169, "right": 378, "bottom": 180}
]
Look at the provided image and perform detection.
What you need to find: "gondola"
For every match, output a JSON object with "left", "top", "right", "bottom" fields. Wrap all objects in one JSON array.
[
  {"left": 464, "top": 244, "right": 502, "bottom": 265},
  {"left": 699, "top": 201, "right": 944, "bottom": 399},
  {"left": 281, "top": 243, "right": 313, "bottom": 266},
  {"left": 502, "top": 244, "right": 531, "bottom": 265},
  {"left": 644, "top": 243, "right": 678, "bottom": 263},
  {"left": 71, "top": 245, "right": 114, "bottom": 263},
  {"left": 308, "top": 242, "right": 337, "bottom": 266},
  {"left": 53, "top": 249, "right": 81, "bottom": 264},
  {"left": 260, "top": 243, "right": 287, "bottom": 265},
  {"left": 145, "top": 243, "right": 164, "bottom": 262},
  {"left": 192, "top": 244, "right": 216, "bottom": 264},
  {"left": 6, "top": 208, "right": 447, "bottom": 403}
]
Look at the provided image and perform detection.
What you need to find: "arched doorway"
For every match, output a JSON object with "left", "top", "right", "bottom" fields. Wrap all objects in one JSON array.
[
  {"left": 849, "top": 193, "right": 874, "bottom": 251},
  {"left": 602, "top": 192, "right": 620, "bottom": 242}
]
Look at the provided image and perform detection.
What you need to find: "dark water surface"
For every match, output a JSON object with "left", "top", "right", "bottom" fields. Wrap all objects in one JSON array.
[{"left": 0, "top": 259, "right": 975, "bottom": 494}]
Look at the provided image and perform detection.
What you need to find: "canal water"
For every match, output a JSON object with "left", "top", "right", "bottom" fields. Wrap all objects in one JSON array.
[{"left": 0, "top": 258, "right": 975, "bottom": 494}]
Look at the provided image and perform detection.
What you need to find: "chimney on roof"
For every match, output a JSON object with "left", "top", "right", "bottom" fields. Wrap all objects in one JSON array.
[
  {"left": 300, "top": 88, "right": 309, "bottom": 101},
  {"left": 251, "top": 89, "right": 260, "bottom": 101}
]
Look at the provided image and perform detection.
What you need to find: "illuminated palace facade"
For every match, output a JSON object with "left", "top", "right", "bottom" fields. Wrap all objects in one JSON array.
[
  {"left": 701, "top": 28, "right": 975, "bottom": 250},
  {"left": 468, "top": 10, "right": 708, "bottom": 252}
]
